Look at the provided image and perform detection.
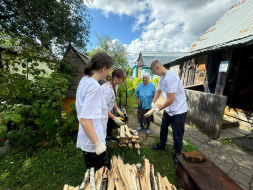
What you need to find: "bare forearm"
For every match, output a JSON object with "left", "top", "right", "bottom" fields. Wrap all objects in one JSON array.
[
  {"left": 108, "top": 110, "right": 115, "bottom": 119},
  {"left": 159, "top": 93, "right": 175, "bottom": 110},
  {"left": 79, "top": 118, "right": 99, "bottom": 144},
  {"left": 159, "top": 99, "right": 173, "bottom": 110},
  {"left": 114, "top": 103, "right": 119, "bottom": 110}
]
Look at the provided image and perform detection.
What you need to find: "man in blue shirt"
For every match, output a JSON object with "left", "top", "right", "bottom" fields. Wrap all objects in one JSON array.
[{"left": 135, "top": 73, "right": 156, "bottom": 134}]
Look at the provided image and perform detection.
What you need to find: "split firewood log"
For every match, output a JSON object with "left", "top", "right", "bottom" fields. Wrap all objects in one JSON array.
[
  {"left": 120, "top": 125, "right": 125, "bottom": 138},
  {"left": 63, "top": 184, "right": 69, "bottom": 190},
  {"left": 119, "top": 143, "right": 127, "bottom": 147},
  {"left": 125, "top": 125, "right": 133, "bottom": 138},
  {"left": 113, "top": 173, "right": 120, "bottom": 190},
  {"left": 157, "top": 172, "right": 166, "bottom": 190},
  {"left": 163, "top": 177, "right": 172, "bottom": 190},
  {"left": 144, "top": 108, "right": 156, "bottom": 118},
  {"left": 102, "top": 169, "right": 108, "bottom": 190},
  {"left": 136, "top": 175, "right": 141, "bottom": 190},
  {"left": 150, "top": 164, "right": 158, "bottom": 190},
  {"left": 107, "top": 170, "right": 115, "bottom": 190},
  {"left": 142, "top": 158, "right": 151, "bottom": 190},
  {"left": 95, "top": 166, "right": 104, "bottom": 190},
  {"left": 117, "top": 156, "right": 129, "bottom": 189},
  {"left": 78, "top": 169, "right": 90, "bottom": 190},
  {"left": 84, "top": 183, "right": 91, "bottom": 190},
  {"left": 128, "top": 143, "right": 133, "bottom": 148}
]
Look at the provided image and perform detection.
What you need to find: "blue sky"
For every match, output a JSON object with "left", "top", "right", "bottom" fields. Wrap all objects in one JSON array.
[
  {"left": 86, "top": 0, "right": 239, "bottom": 67},
  {"left": 87, "top": 8, "right": 141, "bottom": 51}
]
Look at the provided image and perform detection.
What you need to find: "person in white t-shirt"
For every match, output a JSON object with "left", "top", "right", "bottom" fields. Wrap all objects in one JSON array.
[
  {"left": 150, "top": 60, "right": 188, "bottom": 167},
  {"left": 101, "top": 69, "right": 125, "bottom": 142},
  {"left": 75, "top": 52, "right": 114, "bottom": 171}
]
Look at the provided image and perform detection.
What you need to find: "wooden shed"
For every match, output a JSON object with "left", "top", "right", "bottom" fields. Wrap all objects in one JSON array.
[
  {"left": 164, "top": 0, "right": 253, "bottom": 138},
  {"left": 63, "top": 43, "right": 89, "bottom": 112}
]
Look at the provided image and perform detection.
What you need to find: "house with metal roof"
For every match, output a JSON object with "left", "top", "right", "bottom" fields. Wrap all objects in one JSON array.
[
  {"left": 133, "top": 51, "right": 184, "bottom": 78},
  {"left": 164, "top": 0, "right": 253, "bottom": 138}
]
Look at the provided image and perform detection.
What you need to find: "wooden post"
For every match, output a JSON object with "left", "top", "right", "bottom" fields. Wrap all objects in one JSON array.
[{"left": 215, "top": 50, "right": 233, "bottom": 95}]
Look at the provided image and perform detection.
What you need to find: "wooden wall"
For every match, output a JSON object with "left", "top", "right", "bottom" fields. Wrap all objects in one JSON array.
[
  {"left": 180, "top": 55, "right": 208, "bottom": 87},
  {"left": 65, "top": 47, "right": 89, "bottom": 97}
]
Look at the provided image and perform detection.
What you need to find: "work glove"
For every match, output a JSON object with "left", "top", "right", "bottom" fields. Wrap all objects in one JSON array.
[
  {"left": 113, "top": 117, "right": 125, "bottom": 126},
  {"left": 151, "top": 102, "right": 156, "bottom": 108},
  {"left": 93, "top": 140, "right": 106, "bottom": 155},
  {"left": 116, "top": 109, "right": 124, "bottom": 117},
  {"left": 152, "top": 107, "right": 160, "bottom": 115}
]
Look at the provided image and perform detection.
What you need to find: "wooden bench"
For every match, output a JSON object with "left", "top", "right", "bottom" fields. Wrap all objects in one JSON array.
[{"left": 176, "top": 155, "right": 243, "bottom": 190}]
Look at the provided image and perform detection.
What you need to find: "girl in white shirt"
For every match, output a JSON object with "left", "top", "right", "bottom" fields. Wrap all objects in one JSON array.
[
  {"left": 75, "top": 52, "right": 114, "bottom": 170},
  {"left": 101, "top": 69, "right": 125, "bottom": 142}
]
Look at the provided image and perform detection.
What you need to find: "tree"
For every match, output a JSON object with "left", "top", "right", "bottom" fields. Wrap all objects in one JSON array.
[
  {"left": 0, "top": 0, "right": 91, "bottom": 55},
  {"left": 89, "top": 33, "right": 128, "bottom": 68}
]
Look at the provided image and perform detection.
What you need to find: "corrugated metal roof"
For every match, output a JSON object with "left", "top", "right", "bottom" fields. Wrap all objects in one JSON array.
[
  {"left": 168, "top": 35, "right": 253, "bottom": 65},
  {"left": 138, "top": 51, "right": 184, "bottom": 66},
  {"left": 168, "top": 0, "right": 253, "bottom": 65},
  {"left": 188, "top": 0, "right": 253, "bottom": 53}
]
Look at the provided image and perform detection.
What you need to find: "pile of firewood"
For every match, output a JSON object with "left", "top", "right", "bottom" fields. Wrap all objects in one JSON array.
[
  {"left": 63, "top": 155, "right": 177, "bottom": 190},
  {"left": 117, "top": 125, "right": 140, "bottom": 154}
]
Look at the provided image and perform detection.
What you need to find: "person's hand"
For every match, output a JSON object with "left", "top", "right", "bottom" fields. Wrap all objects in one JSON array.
[
  {"left": 151, "top": 102, "right": 156, "bottom": 108},
  {"left": 113, "top": 117, "right": 125, "bottom": 126},
  {"left": 93, "top": 140, "right": 106, "bottom": 155},
  {"left": 137, "top": 100, "right": 142, "bottom": 107},
  {"left": 116, "top": 109, "right": 124, "bottom": 117},
  {"left": 152, "top": 107, "right": 160, "bottom": 115}
]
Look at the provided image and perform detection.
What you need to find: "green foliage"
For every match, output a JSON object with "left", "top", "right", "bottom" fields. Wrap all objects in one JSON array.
[
  {"left": 0, "top": 46, "right": 78, "bottom": 148},
  {"left": 0, "top": 0, "right": 91, "bottom": 53},
  {"left": 88, "top": 33, "right": 128, "bottom": 68},
  {"left": 150, "top": 77, "right": 160, "bottom": 88},
  {"left": 221, "top": 137, "right": 233, "bottom": 146}
]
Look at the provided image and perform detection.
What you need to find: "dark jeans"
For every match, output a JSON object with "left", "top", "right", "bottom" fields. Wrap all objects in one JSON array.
[
  {"left": 107, "top": 117, "right": 115, "bottom": 137},
  {"left": 83, "top": 150, "right": 110, "bottom": 171},
  {"left": 160, "top": 111, "right": 187, "bottom": 155}
]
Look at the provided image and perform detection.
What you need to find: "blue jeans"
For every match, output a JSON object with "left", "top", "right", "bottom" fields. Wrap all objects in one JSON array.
[{"left": 160, "top": 111, "right": 187, "bottom": 155}]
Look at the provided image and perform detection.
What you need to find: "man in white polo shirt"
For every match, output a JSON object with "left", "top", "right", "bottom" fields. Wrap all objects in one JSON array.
[{"left": 150, "top": 60, "right": 187, "bottom": 167}]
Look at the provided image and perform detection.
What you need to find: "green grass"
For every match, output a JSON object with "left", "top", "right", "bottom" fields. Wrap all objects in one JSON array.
[{"left": 0, "top": 138, "right": 197, "bottom": 190}]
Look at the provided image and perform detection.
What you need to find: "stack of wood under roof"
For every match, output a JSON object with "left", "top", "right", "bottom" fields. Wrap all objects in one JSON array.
[{"left": 63, "top": 155, "right": 176, "bottom": 190}]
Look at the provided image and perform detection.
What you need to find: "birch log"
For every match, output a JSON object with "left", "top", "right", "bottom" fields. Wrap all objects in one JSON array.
[
  {"left": 90, "top": 168, "right": 96, "bottom": 190},
  {"left": 79, "top": 169, "right": 90, "bottom": 190}
]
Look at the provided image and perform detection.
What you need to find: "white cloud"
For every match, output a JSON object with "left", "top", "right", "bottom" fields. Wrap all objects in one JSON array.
[
  {"left": 86, "top": 0, "right": 146, "bottom": 17},
  {"left": 87, "top": 0, "right": 239, "bottom": 64}
]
